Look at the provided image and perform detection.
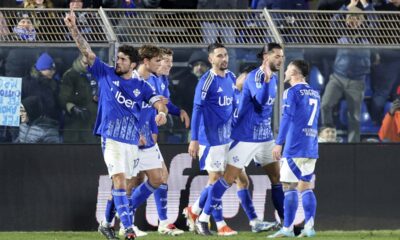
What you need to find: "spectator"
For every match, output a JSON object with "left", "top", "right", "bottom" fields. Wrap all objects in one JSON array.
[
  {"left": 378, "top": 89, "right": 400, "bottom": 142},
  {"left": 318, "top": 124, "right": 337, "bottom": 142},
  {"left": 188, "top": 50, "right": 210, "bottom": 79},
  {"left": 370, "top": 0, "right": 400, "bottom": 124},
  {"left": 169, "top": 50, "right": 210, "bottom": 116},
  {"left": 59, "top": 55, "right": 98, "bottom": 143},
  {"left": 12, "top": 14, "right": 36, "bottom": 41},
  {"left": 321, "top": 0, "right": 374, "bottom": 143},
  {"left": 22, "top": 52, "right": 61, "bottom": 121},
  {"left": 14, "top": 96, "right": 61, "bottom": 143},
  {"left": 197, "top": 0, "right": 249, "bottom": 74},
  {"left": 24, "top": 0, "right": 54, "bottom": 8},
  {"left": 0, "top": 11, "right": 10, "bottom": 38}
]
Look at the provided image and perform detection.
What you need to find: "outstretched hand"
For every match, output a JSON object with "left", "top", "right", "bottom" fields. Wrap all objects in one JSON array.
[{"left": 64, "top": 10, "right": 76, "bottom": 28}]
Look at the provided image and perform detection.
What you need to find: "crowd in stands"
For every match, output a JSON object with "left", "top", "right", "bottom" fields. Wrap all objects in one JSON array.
[{"left": 1, "top": 0, "right": 400, "bottom": 143}]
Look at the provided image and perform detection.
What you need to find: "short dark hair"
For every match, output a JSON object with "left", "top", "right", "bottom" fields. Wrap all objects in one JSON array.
[
  {"left": 290, "top": 59, "right": 310, "bottom": 78},
  {"left": 207, "top": 42, "right": 226, "bottom": 54},
  {"left": 160, "top": 47, "right": 173, "bottom": 56},
  {"left": 257, "top": 42, "right": 282, "bottom": 59},
  {"left": 118, "top": 45, "right": 139, "bottom": 65},
  {"left": 138, "top": 44, "right": 162, "bottom": 62}
]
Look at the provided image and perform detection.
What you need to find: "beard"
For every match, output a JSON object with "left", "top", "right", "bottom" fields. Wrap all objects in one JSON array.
[
  {"left": 115, "top": 67, "right": 129, "bottom": 76},
  {"left": 269, "top": 62, "right": 280, "bottom": 72}
]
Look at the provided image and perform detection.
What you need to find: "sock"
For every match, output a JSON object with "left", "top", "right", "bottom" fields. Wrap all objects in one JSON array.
[
  {"left": 301, "top": 189, "right": 317, "bottom": 230},
  {"left": 271, "top": 183, "right": 285, "bottom": 220},
  {"left": 212, "top": 194, "right": 223, "bottom": 222},
  {"left": 112, "top": 189, "right": 132, "bottom": 229},
  {"left": 203, "top": 178, "right": 230, "bottom": 216},
  {"left": 104, "top": 196, "right": 116, "bottom": 224},
  {"left": 216, "top": 220, "right": 227, "bottom": 230},
  {"left": 131, "top": 180, "right": 157, "bottom": 210},
  {"left": 192, "top": 185, "right": 211, "bottom": 215},
  {"left": 237, "top": 189, "right": 258, "bottom": 221},
  {"left": 283, "top": 190, "right": 298, "bottom": 231},
  {"left": 154, "top": 183, "right": 168, "bottom": 221}
]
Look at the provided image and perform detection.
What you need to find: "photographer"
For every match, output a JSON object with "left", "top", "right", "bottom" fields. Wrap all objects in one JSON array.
[{"left": 378, "top": 87, "right": 400, "bottom": 142}]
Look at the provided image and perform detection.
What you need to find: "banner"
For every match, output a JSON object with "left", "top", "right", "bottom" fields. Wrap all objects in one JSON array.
[{"left": 0, "top": 76, "right": 22, "bottom": 127}]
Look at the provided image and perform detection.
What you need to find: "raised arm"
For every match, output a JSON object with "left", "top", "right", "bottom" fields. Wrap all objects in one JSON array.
[{"left": 64, "top": 10, "right": 96, "bottom": 66}]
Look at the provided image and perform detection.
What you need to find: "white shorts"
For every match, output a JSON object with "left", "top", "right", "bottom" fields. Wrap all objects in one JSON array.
[
  {"left": 227, "top": 140, "right": 275, "bottom": 169},
  {"left": 199, "top": 143, "right": 229, "bottom": 172},
  {"left": 280, "top": 157, "right": 317, "bottom": 183},
  {"left": 101, "top": 137, "right": 138, "bottom": 179},
  {"left": 133, "top": 144, "right": 164, "bottom": 177}
]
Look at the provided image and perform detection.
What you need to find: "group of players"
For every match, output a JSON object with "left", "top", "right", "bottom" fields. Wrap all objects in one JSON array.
[{"left": 65, "top": 7, "right": 320, "bottom": 240}]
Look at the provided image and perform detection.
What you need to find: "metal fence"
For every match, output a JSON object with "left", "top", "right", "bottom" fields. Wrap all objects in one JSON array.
[{"left": 1, "top": 8, "right": 400, "bottom": 48}]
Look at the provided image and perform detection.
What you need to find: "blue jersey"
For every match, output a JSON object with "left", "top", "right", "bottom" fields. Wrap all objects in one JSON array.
[
  {"left": 156, "top": 75, "right": 180, "bottom": 116},
  {"left": 231, "top": 67, "right": 277, "bottom": 142},
  {"left": 89, "top": 58, "right": 157, "bottom": 145},
  {"left": 136, "top": 71, "right": 159, "bottom": 149},
  {"left": 191, "top": 70, "right": 236, "bottom": 146},
  {"left": 232, "top": 88, "right": 241, "bottom": 127},
  {"left": 276, "top": 82, "right": 320, "bottom": 159}
]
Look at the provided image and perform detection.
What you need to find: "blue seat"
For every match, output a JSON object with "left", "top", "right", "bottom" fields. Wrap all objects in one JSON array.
[
  {"left": 308, "top": 66, "right": 324, "bottom": 93},
  {"left": 339, "top": 100, "right": 379, "bottom": 134},
  {"left": 383, "top": 101, "right": 393, "bottom": 116}
]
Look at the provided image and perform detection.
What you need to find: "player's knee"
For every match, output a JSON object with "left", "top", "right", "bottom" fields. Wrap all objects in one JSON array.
[
  {"left": 149, "top": 175, "right": 163, "bottom": 188},
  {"left": 112, "top": 173, "right": 126, "bottom": 189}
]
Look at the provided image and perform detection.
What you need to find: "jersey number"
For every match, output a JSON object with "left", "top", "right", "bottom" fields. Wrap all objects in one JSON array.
[{"left": 308, "top": 98, "right": 318, "bottom": 126}]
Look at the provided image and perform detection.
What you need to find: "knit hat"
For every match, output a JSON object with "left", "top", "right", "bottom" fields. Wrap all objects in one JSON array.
[
  {"left": 188, "top": 51, "right": 210, "bottom": 68},
  {"left": 21, "top": 96, "right": 42, "bottom": 122},
  {"left": 35, "top": 53, "right": 55, "bottom": 71}
]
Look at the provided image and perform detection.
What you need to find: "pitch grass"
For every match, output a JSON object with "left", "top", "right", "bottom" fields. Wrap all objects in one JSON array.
[{"left": 0, "top": 230, "right": 399, "bottom": 240}]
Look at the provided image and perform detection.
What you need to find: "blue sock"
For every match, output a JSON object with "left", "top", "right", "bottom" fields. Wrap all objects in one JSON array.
[
  {"left": 131, "top": 180, "right": 157, "bottom": 210},
  {"left": 283, "top": 190, "right": 298, "bottom": 229},
  {"left": 272, "top": 183, "right": 285, "bottom": 220},
  {"left": 105, "top": 196, "right": 116, "bottom": 223},
  {"left": 127, "top": 191, "right": 134, "bottom": 223},
  {"left": 203, "top": 178, "right": 230, "bottom": 216},
  {"left": 154, "top": 184, "right": 168, "bottom": 221},
  {"left": 199, "top": 185, "right": 211, "bottom": 209},
  {"left": 210, "top": 186, "right": 224, "bottom": 222},
  {"left": 301, "top": 190, "right": 316, "bottom": 227},
  {"left": 237, "top": 189, "right": 258, "bottom": 221},
  {"left": 112, "top": 189, "right": 132, "bottom": 229}
]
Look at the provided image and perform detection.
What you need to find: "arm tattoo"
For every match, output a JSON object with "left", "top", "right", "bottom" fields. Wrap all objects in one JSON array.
[{"left": 70, "top": 25, "right": 93, "bottom": 58}]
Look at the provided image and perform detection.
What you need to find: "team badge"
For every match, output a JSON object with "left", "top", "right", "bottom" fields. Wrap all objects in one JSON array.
[{"left": 133, "top": 89, "right": 141, "bottom": 97}]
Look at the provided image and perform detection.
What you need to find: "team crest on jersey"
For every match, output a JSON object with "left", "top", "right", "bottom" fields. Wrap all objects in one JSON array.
[
  {"left": 232, "top": 83, "right": 236, "bottom": 90},
  {"left": 112, "top": 81, "right": 119, "bottom": 87},
  {"left": 133, "top": 89, "right": 141, "bottom": 97},
  {"left": 161, "top": 83, "right": 165, "bottom": 91},
  {"left": 201, "top": 91, "right": 207, "bottom": 100}
]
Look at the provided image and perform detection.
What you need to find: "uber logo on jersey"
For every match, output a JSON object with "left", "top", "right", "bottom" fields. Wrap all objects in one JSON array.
[
  {"left": 218, "top": 96, "right": 233, "bottom": 106},
  {"left": 115, "top": 91, "right": 136, "bottom": 109}
]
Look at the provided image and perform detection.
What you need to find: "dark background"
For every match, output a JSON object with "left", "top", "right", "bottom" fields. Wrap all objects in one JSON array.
[{"left": 0, "top": 143, "right": 399, "bottom": 231}]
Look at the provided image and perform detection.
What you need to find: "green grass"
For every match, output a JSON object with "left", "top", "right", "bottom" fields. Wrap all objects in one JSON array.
[{"left": 0, "top": 230, "right": 399, "bottom": 240}]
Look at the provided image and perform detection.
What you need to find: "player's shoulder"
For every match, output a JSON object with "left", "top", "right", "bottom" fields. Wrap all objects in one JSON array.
[{"left": 198, "top": 70, "right": 216, "bottom": 90}]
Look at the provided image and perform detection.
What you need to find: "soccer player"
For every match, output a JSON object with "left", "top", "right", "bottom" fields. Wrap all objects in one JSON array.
[
  {"left": 64, "top": 11, "right": 168, "bottom": 240},
  {"left": 195, "top": 43, "right": 285, "bottom": 235},
  {"left": 127, "top": 45, "right": 185, "bottom": 236},
  {"left": 268, "top": 60, "right": 319, "bottom": 238},
  {"left": 186, "top": 42, "right": 238, "bottom": 236}
]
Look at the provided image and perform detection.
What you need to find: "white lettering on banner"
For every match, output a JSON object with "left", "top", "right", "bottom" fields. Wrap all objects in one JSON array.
[
  {"left": 0, "top": 76, "right": 22, "bottom": 127},
  {"left": 95, "top": 153, "right": 315, "bottom": 226}
]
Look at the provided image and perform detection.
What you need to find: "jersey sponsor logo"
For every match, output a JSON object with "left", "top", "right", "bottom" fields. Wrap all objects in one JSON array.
[
  {"left": 115, "top": 91, "right": 136, "bottom": 109},
  {"left": 217, "top": 87, "right": 223, "bottom": 93},
  {"left": 141, "top": 101, "right": 152, "bottom": 109},
  {"left": 133, "top": 88, "right": 141, "bottom": 97},
  {"left": 112, "top": 81, "right": 119, "bottom": 87},
  {"left": 218, "top": 96, "right": 233, "bottom": 106},
  {"left": 265, "top": 96, "right": 275, "bottom": 105}
]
